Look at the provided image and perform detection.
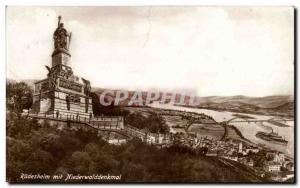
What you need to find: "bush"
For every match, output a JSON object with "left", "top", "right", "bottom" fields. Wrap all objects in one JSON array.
[{"left": 6, "top": 82, "right": 33, "bottom": 113}]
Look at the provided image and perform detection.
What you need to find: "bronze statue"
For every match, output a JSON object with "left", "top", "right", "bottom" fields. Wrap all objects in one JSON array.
[
  {"left": 49, "top": 73, "right": 58, "bottom": 89},
  {"left": 45, "top": 65, "right": 51, "bottom": 77},
  {"left": 81, "top": 78, "right": 91, "bottom": 96},
  {"left": 53, "top": 16, "right": 72, "bottom": 50}
]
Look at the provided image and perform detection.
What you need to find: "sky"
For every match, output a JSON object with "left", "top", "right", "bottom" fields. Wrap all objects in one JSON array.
[{"left": 6, "top": 6, "right": 294, "bottom": 97}]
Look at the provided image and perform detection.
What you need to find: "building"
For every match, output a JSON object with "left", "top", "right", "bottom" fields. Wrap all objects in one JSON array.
[
  {"left": 263, "top": 161, "right": 281, "bottom": 172},
  {"left": 206, "top": 150, "right": 217, "bottom": 156},
  {"left": 285, "top": 162, "right": 294, "bottom": 171},
  {"left": 223, "top": 154, "right": 238, "bottom": 161},
  {"left": 266, "top": 151, "right": 285, "bottom": 166},
  {"left": 239, "top": 157, "right": 254, "bottom": 167},
  {"left": 32, "top": 16, "right": 93, "bottom": 118},
  {"left": 245, "top": 146, "right": 259, "bottom": 154},
  {"left": 274, "top": 152, "right": 285, "bottom": 165},
  {"left": 238, "top": 142, "right": 243, "bottom": 153}
]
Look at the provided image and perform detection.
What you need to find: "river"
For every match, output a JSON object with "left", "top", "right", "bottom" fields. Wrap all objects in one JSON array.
[{"left": 148, "top": 102, "right": 294, "bottom": 158}]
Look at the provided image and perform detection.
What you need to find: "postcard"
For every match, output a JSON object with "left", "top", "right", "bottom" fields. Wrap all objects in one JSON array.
[{"left": 6, "top": 6, "right": 295, "bottom": 183}]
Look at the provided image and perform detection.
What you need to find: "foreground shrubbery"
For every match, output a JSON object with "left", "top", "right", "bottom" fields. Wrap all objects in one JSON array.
[{"left": 7, "top": 113, "right": 262, "bottom": 183}]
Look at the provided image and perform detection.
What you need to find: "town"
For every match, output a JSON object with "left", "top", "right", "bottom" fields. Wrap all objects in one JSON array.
[{"left": 7, "top": 14, "right": 294, "bottom": 183}]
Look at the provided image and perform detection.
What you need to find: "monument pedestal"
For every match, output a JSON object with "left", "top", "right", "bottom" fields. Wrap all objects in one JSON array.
[{"left": 32, "top": 18, "right": 93, "bottom": 119}]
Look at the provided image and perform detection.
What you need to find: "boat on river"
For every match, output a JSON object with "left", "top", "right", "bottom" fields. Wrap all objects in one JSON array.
[{"left": 256, "top": 130, "right": 288, "bottom": 145}]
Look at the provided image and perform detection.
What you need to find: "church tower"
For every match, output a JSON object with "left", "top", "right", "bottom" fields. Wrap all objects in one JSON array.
[{"left": 32, "top": 16, "right": 93, "bottom": 119}]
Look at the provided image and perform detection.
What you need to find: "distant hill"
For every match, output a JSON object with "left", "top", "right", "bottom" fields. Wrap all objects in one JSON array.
[
  {"left": 7, "top": 79, "right": 294, "bottom": 117},
  {"left": 270, "top": 102, "right": 294, "bottom": 114},
  {"left": 197, "top": 95, "right": 293, "bottom": 109},
  {"left": 274, "top": 102, "right": 294, "bottom": 110},
  {"left": 196, "top": 95, "right": 294, "bottom": 117}
]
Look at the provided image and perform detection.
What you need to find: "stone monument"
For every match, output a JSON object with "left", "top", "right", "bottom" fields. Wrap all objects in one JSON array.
[{"left": 32, "top": 16, "right": 93, "bottom": 118}]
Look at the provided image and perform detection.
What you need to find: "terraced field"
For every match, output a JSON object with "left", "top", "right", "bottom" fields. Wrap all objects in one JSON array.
[{"left": 162, "top": 115, "right": 188, "bottom": 133}]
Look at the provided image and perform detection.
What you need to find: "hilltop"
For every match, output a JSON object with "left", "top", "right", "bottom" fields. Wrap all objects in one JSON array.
[
  {"left": 195, "top": 95, "right": 294, "bottom": 117},
  {"left": 197, "top": 95, "right": 293, "bottom": 108}
]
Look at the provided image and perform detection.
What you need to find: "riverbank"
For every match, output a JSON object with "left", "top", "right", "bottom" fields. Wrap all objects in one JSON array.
[
  {"left": 175, "top": 104, "right": 293, "bottom": 119},
  {"left": 148, "top": 102, "right": 294, "bottom": 157}
]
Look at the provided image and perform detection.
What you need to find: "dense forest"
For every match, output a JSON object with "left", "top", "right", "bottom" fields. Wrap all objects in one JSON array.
[{"left": 7, "top": 112, "right": 263, "bottom": 183}]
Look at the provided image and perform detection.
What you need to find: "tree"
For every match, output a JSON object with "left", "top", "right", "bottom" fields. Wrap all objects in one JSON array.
[
  {"left": 125, "top": 112, "right": 169, "bottom": 134},
  {"left": 91, "top": 92, "right": 129, "bottom": 116},
  {"left": 6, "top": 82, "right": 33, "bottom": 113}
]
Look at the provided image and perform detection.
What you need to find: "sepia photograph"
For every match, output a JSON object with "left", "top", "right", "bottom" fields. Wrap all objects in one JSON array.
[{"left": 6, "top": 6, "right": 295, "bottom": 183}]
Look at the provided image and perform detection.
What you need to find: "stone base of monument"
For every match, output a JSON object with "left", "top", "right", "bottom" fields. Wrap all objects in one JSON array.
[{"left": 27, "top": 16, "right": 127, "bottom": 142}]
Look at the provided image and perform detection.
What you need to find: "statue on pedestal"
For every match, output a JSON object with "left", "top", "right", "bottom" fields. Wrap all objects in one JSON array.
[{"left": 53, "top": 16, "right": 72, "bottom": 50}]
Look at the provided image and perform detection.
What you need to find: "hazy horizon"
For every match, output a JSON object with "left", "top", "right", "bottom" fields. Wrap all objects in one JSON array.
[{"left": 6, "top": 77, "right": 294, "bottom": 99}]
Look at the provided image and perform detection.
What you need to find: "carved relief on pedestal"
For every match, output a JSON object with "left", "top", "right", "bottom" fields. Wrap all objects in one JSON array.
[{"left": 59, "top": 79, "right": 82, "bottom": 92}]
